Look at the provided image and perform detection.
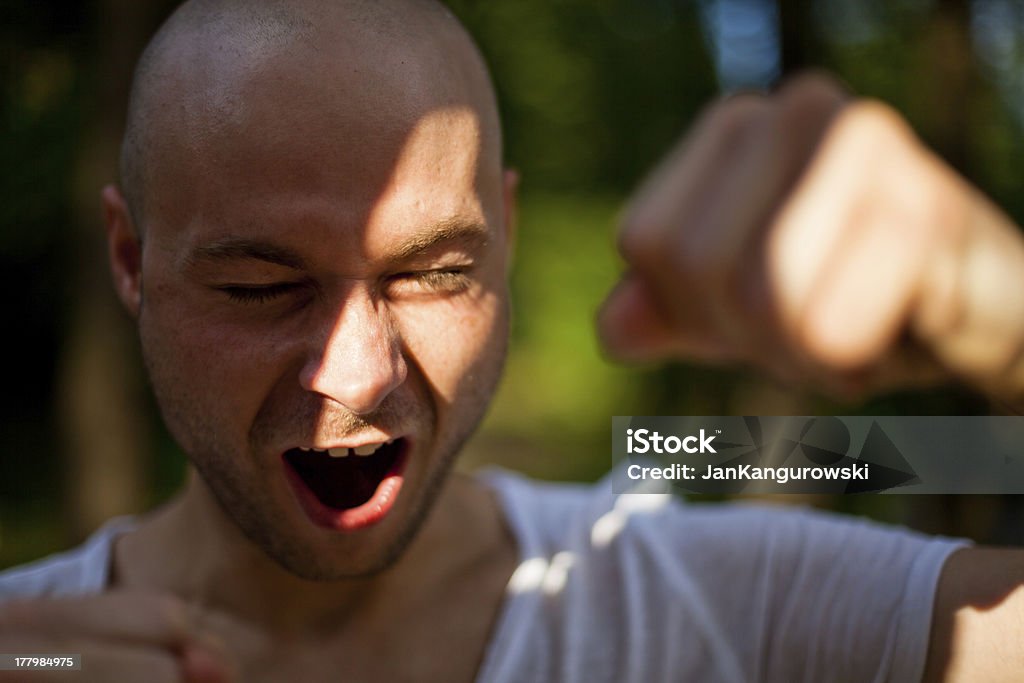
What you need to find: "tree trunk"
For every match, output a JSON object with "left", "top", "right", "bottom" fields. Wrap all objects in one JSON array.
[{"left": 777, "top": 0, "right": 822, "bottom": 77}]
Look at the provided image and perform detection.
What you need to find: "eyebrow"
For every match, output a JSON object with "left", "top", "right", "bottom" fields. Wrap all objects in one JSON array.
[
  {"left": 188, "top": 238, "right": 307, "bottom": 270},
  {"left": 387, "top": 218, "right": 490, "bottom": 262},
  {"left": 186, "top": 218, "right": 490, "bottom": 270}
]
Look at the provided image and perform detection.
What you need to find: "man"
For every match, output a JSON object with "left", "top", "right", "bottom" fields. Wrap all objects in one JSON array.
[{"left": 2, "top": 0, "right": 1023, "bottom": 681}]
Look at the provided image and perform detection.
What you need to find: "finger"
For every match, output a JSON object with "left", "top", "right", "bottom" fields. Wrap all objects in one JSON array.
[
  {"left": 799, "top": 195, "right": 928, "bottom": 368},
  {"left": 768, "top": 100, "right": 914, "bottom": 342},
  {"left": 596, "top": 275, "right": 673, "bottom": 361},
  {"left": 920, "top": 189, "right": 1024, "bottom": 397},
  {"left": 597, "top": 273, "right": 733, "bottom": 361},
  {"left": 0, "top": 641, "right": 181, "bottom": 683},
  {"left": 182, "top": 601, "right": 267, "bottom": 667},
  {"left": 609, "top": 94, "right": 770, "bottom": 362},
  {"left": 617, "top": 74, "right": 849, "bottom": 365},
  {"left": 618, "top": 92, "right": 771, "bottom": 316},
  {"left": 180, "top": 642, "right": 236, "bottom": 683},
  {"left": 694, "top": 73, "right": 849, "bottom": 273},
  {"left": 690, "top": 73, "right": 847, "bottom": 354},
  {"left": 0, "top": 593, "right": 193, "bottom": 649},
  {"left": 620, "top": 91, "right": 769, "bottom": 258},
  {"left": 0, "top": 637, "right": 234, "bottom": 683}
]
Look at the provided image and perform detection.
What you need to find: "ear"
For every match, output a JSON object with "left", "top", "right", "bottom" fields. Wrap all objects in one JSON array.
[
  {"left": 101, "top": 184, "right": 143, "bottom": 318},
  {"left": 502, "top": 168, "right": 519, "bottom": 269}
]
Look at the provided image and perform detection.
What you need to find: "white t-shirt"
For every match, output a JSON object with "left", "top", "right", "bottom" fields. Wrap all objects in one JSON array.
[{"left": 0, "top": 470, "right": 966, "bottom": 682}]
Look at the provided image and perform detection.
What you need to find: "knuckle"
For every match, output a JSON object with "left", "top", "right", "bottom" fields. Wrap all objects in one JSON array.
[
  {"left": 777, "top": 69, "right": 849, "bottom": 103},
  {"left": 704, "top": 94, "right": 770, "bottom": 146},
  {"left": 863, "top": 126, "right": 963, "bottom": 244},
  {"left": 774, "top": 75, "right": 849, "bottom": 141},
  {"left": 898, "top": 168, "right": 949, "bottom": 235},
  {"left": 834, "top": 99, "right": 914, "bottom": 150},
  {"left": 152, "top": 594, "right": 190, "bottom": 636}
]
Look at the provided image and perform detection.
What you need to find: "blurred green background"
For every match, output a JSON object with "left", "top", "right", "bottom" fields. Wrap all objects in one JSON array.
[{"left": 3, "top": 0, "right": 1024, "bottom": 569}]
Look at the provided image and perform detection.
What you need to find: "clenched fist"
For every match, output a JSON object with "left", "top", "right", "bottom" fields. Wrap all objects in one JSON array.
[
  {"left": 599, "top": 73, "right": 1024, "bottom": 402},
  {"left": 0, "top": 593, "right": 236, "bottom": 682}
]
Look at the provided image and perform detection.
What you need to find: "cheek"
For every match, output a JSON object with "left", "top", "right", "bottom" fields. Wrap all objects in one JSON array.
[
  {"left": 396, "top": 289, "right": 506, "bottom": 403},
  {"left": 139, "top": 288, "right": 300, "bottom": 440}
]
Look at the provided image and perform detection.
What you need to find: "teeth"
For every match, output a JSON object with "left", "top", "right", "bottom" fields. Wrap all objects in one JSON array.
[{"left": 301, "top": 442, "right": 388, "bottom": 457}]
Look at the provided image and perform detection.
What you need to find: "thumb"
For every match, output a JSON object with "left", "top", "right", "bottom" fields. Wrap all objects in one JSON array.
[
  {"left": 181, "top": 642, "right": 235, "bottom": 683},
  {"left": 597, "top": 275, "right": 680, "bottom": 362}
]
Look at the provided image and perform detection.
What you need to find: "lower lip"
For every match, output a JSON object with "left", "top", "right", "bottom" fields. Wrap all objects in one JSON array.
[{"left": 282, "top": 444, "right": 409, "bottom": 533}]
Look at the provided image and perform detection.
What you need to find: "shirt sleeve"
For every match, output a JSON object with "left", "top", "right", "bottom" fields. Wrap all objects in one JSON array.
[
  {"left": 636, "top": 501, "right": 969, "bottom": 683},
  {"left": 0, "top": 516, "right": 135, "bottom": 600}
]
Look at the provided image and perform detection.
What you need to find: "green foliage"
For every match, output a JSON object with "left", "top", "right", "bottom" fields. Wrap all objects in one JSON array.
[
  {"left": 490, "top": 193, "right": 638, "bottom": 433},
  {"left": 5, "top": 1, "right": 1024, "bottom": 558},
  {"left": 446, "top": 0, "right": 717, "bottom": 192}
]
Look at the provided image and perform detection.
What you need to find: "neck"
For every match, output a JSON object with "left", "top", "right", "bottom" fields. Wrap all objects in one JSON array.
[{"left": 112, "top": 467, "right": 504, "bottom": 635}]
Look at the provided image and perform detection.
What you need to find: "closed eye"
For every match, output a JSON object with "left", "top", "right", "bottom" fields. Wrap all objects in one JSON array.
[
  {"left": 217, "top": 283, "right": 303, "bottom": 304},
  {"left": 387, "top": 268, "right": 473, "bottom": 297},
  {"left": 416, "top": 269, "right": 472, "bottom": 291}
]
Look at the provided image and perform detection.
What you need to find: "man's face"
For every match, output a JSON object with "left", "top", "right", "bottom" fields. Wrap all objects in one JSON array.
[{"left": 126, "top": 54, "right": 512, "bottom": 578}]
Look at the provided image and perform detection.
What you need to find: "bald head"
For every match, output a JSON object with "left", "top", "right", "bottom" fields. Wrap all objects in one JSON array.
[{"left": 119, "top": 0, "right": 502, "bottom": 232}]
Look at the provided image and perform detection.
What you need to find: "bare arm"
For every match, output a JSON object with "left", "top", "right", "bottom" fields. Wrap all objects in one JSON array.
[
  {"left": 599, "top": 73, "right": 1024, "bottom": 680},
  {"left": 925, "top": 548, "right": 1024, "bottom": 682}
]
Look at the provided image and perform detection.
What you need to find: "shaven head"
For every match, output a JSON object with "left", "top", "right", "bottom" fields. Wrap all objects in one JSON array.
[
  {"left": 108, "top": 0, "right": 516, "bottom": 579},
  {"left": 119, "top": 0, "right": 502, "bottom": 234}
]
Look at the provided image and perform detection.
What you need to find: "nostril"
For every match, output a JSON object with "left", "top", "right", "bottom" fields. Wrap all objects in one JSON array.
[{"left": 299, "top": 347, "right": 407, "bottom": 414}]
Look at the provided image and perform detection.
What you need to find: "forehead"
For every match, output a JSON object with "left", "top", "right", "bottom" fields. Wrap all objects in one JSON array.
[
  {"left": 148, "top": 72, "right": 494, "bottom": 263},
  {"left": 190, "top": 115, "right": 486, "bottom": 270},
  {"left": 138, "top": 9, "right": 503, "bottom": 260}
]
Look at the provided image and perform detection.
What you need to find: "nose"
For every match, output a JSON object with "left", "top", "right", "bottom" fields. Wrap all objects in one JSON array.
[{"left": 298, "top": 287, "right": 407, "bottom": 415}]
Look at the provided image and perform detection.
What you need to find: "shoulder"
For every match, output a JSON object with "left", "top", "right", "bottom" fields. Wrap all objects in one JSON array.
[
  {"left": 483, "top": 466, "right": 963, "bottom": 567},
  {"left": 0, "top": 517, "right": 136, "bottom": 600},
  {"left": 479, "top": 468, "right": 967, "bottom": 682}
]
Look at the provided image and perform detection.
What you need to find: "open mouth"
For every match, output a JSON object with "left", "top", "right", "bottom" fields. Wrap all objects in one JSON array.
[{"left": 282, "top": 439, "right": 408, "bottom": 531}]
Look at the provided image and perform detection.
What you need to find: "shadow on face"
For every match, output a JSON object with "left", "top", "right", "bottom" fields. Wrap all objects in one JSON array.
[{"left": 103, "top": 0, "right": 518, "bottom": 577}]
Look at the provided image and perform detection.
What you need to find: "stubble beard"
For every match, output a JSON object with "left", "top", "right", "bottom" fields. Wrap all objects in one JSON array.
[{"left": 140, "top": 301, "right": 510, "bottom": 581}]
